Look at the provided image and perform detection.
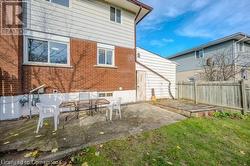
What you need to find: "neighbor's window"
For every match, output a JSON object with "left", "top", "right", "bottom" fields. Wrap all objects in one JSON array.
[
  {"left": 238, "top": 42, "right": 245, "bottom": 52},
  {"left": 97, "top": 44, "right": 114, "bottom": 66},
  {"left": 195, "top": 50, "right": 204, "bottom": 59},
  {"left": 110, "top": 7, "right": 121, "bottom": 23},
  {"left": 46, "top": 0, "right": 69, "bottom": 7},
  {"left": 27, "top": 38, "right": 69, "bottom": 65}
]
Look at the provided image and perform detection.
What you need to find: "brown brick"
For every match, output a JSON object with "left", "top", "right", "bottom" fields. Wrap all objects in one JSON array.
[
  {"left": 22, "top": 38, "right": 136, "bottom": 93},
  {"left": 0, "top": 35, "right": 23, "bottom": 96}
]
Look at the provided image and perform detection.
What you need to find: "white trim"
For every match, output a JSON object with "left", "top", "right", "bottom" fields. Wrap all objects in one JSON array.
[
  {"left": 97, "top": 43, "right": 115, "bottom": 67},
  {"left": 24, "top": 30, "right": 70, "bottom": 42},
  {"left": 23, "top": 35, "right": 71, "bottom": 67},
  {"left": 97, "top": 43, "right": 115, "bottom": 49}
]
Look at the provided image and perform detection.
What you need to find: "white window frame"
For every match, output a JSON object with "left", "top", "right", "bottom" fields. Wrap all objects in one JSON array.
[
  {"left": 110, "top": 6, "right": 122, "bottom": 24},
  {"left": 195, "top": 49, "right": 204, "bottom": 59},
  {"left": 23, "top": 36, "right": 71, "bottom": 67},
  {"left": 45, "top": 0, "right": 70, "bottom": 8},
  {"left": 97, "top": 43, "right": 115, "bottom": 67}
]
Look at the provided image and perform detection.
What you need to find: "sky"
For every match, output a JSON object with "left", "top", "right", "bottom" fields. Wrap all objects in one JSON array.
[{"left": 137, "top": 0, "right": 250, "bottom": 58}]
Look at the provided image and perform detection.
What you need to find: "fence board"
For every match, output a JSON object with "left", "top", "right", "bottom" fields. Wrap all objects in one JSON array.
[
  {"left": 246, "top": 84, "right": 250, "bottom": 110},
  {"left": 177, "top": 81, "right": 250, "bottom": 112}
]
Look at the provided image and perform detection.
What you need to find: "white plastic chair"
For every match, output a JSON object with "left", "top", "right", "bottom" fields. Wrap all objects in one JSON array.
[
  {"left": 106, "top": 97, "right": 122, "bottom": 121},
  {"left": 36, "top": 103, "right": 60, "bottom": 133}
]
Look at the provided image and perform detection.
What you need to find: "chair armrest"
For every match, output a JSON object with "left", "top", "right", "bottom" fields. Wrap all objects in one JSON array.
[{"left": 41, "top": 104, "right": 57, "bottom": 110}]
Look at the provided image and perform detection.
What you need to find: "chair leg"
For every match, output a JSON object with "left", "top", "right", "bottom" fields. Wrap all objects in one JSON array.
[
  {"left": 105, "top": 109, "right": 108, "bottom": 121},
  {"left": 36, "top": 118, "right": 41, "bottom": 133},
  {"left": 40, "top": 119, "right": 43, "bottom": 127},
  {"left": 119, "top": 108, "right": 122, "bottom": 119},
  {"left": 110, "top": 108, "right": 113, "bottom": 121}
]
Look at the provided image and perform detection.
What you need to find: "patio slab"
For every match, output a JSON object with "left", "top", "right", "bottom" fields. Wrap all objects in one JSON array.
[{"left": 0, "top": 103, "right": 185, "bottom": 161}]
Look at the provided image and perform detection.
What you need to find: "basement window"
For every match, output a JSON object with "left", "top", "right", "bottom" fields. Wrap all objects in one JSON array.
[{"left": 98, "top": 92, "right": 113, "bottom": 98}]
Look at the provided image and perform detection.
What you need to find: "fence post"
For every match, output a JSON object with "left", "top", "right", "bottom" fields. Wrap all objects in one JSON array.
[
  {"left": 240, "top": 79, "right": 247, "bottom": 114},
  {"left": 194, "top": 81, "right": 198, "bottom": 104}
]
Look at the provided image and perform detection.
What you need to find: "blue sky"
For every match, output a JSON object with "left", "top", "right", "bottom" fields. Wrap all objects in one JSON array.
[{"left": 137, "top": 0, "right": 250, "bottom": 57}]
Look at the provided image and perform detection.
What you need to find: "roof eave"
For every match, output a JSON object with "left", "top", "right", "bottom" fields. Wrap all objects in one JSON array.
[{"left": 169, "top": 32, "right": 250, "bottom": 59}]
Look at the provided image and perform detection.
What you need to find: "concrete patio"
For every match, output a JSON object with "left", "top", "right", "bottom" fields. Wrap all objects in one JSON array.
[{"left": 0, "top": 103, "right": 185, "bottom": 161}]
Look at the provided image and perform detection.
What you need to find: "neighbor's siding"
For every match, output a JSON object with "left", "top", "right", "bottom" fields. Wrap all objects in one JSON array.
[
  {"left": 171, "top": 40, "right": 235, "bottom": 72},
  {"left": 24, "top": 0, "right": 136, "bottom": 48},
  {"left": 136, "top": 48, "right": 176, "bottom": 100}
]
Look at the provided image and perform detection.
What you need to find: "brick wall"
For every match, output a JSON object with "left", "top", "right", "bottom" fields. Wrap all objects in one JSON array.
[
  {"left": 0, "top": 35, "right": 23, "bottom": 96},
  {"left": 22, "top": 38, "right": 136, "bottom": 93}
]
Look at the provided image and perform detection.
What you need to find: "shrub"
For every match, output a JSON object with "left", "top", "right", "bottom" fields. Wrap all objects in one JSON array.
[{"left": 213, "top": 111, "right": 248, "bottom": 119}]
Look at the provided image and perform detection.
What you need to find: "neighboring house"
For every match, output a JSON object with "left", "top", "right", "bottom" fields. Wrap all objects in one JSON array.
[
  {"left": 136, "top": 48, "right": 176, "bottom": 101},
  {"left": 0, "top": 0, "right": 152, "bottom": 120},
  {"left": 169, "top": 33, "right": 250, "bottom": 82}
]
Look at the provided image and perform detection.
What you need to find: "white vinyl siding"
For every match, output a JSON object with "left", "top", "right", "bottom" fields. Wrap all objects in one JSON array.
[
  {"left": 136, "top": 48, "right": 176, "bottom": 100},
  {"left": 24, "top": 0, "right": 135, "bottom": 48}
]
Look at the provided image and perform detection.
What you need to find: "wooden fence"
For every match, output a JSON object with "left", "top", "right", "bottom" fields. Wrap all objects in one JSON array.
[{"left": 176, "top": 80, "right": 250, "bottom": 113}]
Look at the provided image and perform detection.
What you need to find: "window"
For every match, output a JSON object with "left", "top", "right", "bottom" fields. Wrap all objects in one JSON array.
[
  {"left": 50, "top": 42, "right": 68, "bottom": 64},
  {"left": 46, "top": 0, "right": 69, "bottom": 7},
  {"left": 107, "top": 93, "right": 113, "bottom": 97},
  {"left": 110, "top": 7, "right": 121, "bottom": 23},
  {"left": 238, "top": 42, "right": 245, "bottom": 52},
  {"left": 98, "top": 92, "right": 113, "bottom": 97},
  {"left": 195, "top": 50, "right": 204, "bottom": 59},
  {"left": 28, "top": 39, "right": 48, "bottom": 63},
  {"left": 98, "top": 93, "right": 106, "bottom": 97},
  {"left": 97, "top": 44, "right": 115, "bottom": 66},
  {"left": 27, "top": 38, "right": 69, "bottom": 66}
]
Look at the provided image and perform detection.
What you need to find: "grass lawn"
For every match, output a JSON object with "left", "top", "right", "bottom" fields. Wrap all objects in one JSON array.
[{"left": 66, "top": 116, "right": 250, "bottom": 166}]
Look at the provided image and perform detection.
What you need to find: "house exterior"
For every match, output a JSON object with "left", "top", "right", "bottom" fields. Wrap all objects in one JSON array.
[
  {"left": 136, "top": 48, "right": 176, "bottom": 101},
  {"left": 169, "top": 33, "right": 250, "bottom": 82},
  {"left": 0, "top": 0, "right": 152, "bottom": 120}
]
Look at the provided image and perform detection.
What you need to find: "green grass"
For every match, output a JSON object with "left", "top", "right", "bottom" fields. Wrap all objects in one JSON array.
[{"left": 67, "top": 117, "right": 250, "bottom": 166}]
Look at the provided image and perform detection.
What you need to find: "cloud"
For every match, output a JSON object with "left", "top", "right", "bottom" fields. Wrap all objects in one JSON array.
[
  {"left": 140, "top": 0, "right": 250, "bottom": 39},
  {"left": 149, "top": 38, "right": 174, "bottom": 47},
  {"left": 139, "top": 0, "right": 210, "bottom": 31},
  {"left": 177, "top": 0, "right": 250, "bottom": 38}
]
